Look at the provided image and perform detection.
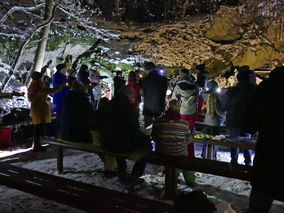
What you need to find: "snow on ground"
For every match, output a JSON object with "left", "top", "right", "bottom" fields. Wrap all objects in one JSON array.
[{"left": 0, "top": 141, "right": 283, "bottom": 213}]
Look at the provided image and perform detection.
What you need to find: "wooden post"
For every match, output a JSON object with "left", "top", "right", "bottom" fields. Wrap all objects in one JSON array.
[
  {"left": 164, "top": 167, "right": 177, "bottom": 199},
  {"left": 57, "top": 147, "right": 63, "bottom": 174}
]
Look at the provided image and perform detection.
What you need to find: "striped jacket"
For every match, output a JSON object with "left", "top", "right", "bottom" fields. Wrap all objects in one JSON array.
[{"left": 152, "top": 110, "right": 191, "bottom": 156}]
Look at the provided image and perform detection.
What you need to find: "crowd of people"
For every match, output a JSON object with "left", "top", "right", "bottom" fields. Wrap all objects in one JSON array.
[{"left": 24, "top": 60, "right": 284, "bottom": 213}]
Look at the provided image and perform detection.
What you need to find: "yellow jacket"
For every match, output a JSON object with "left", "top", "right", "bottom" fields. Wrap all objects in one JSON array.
[{"left": 30, "top": 82, "right": 63, "bottom": 124}]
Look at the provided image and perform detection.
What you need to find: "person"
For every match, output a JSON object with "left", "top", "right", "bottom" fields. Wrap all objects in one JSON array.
[
  {"left": 171, "top": 68, "right": 197, "bottom": 182},
  {"left": 52, "top": 63, "right": 70, "bottom": 137},
  {"left": 246, "top": 66, "right": 284, "bottom": 213},
  {"left": 171, "top": 68, "right": 198, "bottom": 132},
  {"left": 89, "top": 68, "right": 103, "bottom": 111},
  {"left": 60, "top": 80, "right": 93, "bottom": 143},
  {"left": 67, "top": 69, "right": 77, "bottom": 86},
  {"left": 90, "top": 97, "right": 116, "bottom": 178},
  {"left": 195, "top": 64, "right": 209, "bottom": 119},
  {"left": 142, "top": 62, "right": 168, "bottom": 128},
  {"left": 173, "top": 190, "right": 216, "bottom": 213},
  {"left": 127, "top": 71, "right": 141, "bottom": 116},
  {"left": 77, "top": 64, "right": 90, "bottom": 86},
  {"left": 100, "top": 85, "right": 152, "bottom": 184},
  {"left": 113, "top": 71, "right": 125, "bottom": 97},
  {"left": 223, "top": 67, "right": 257, "bottom": 165},
  {"left": 202, "top": 80, "right": 225, "bottom": 160},
  {"left": 152, "top": 99, "right": 195, "bottom": 185},
  {"left": 28, "top": 71, "right": 64, "bottom": 151}
]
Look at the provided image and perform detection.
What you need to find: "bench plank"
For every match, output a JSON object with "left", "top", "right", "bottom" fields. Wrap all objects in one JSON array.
[
  {"left": 0, "top": 163, "right": 172, "bottom": 213},
  {"left": 48, "top": 139, "right": 252, "bottom": 200}
]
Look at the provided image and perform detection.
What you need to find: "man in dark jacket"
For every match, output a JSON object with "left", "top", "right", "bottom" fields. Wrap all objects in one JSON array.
[
  {"left": 53, "top": 64, "right": 69, "bottom": 113},
  {"left": 52, "top": 63, "right": 70, "bottom": 136},
  {"left": 101, "top": 85, "right": 151, "bottom": 184},
  {"left": 60, "top": 80, "right": 92, "bottom": 142},
  {"left": 246, "top": 66, "right": 284, "bottom": 213},
  {"left": 113, "top": 71, "right": 125, "bottom": 97},
  {"left": 76, "top": 64, "right": 90, "bottom": 87},
  {"left": 223, "top": 68, "right": 257, "bottom": 165},
  {"left": 142, "top": 62, "right": 168, "bottom": 128}
]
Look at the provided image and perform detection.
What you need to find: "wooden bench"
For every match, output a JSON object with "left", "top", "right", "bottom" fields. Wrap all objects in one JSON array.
[
  {"left": 0, "top": 163, "right": 172, "bottom": 213},
  {"left": 48, "top": 139, "right": 252, "bottom": 199},
  {"left": 191, "top": 137, "right": 256, "bottom": 160}
]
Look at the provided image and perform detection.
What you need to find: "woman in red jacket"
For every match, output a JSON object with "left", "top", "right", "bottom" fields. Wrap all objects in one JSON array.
[{"left": 127, "top": 71, "right": 142, "bottom": 116}]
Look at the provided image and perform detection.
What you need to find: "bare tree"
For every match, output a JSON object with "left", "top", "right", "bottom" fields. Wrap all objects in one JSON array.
[
  {"left": 1, "top": 0, "right": 63, "bottom": 92},
  {"left": 33, "top": 0, "right": 54, "bottom": 74}
]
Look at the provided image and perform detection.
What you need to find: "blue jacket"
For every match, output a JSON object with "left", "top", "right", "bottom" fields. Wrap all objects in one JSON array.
[{"left": 52, "top": 71, "right": 69, "bottom": 113}]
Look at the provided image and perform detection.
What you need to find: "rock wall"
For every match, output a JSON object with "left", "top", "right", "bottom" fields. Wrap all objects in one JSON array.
[{"left": 116, "top": 4, "right": 284, "bottom": 77}]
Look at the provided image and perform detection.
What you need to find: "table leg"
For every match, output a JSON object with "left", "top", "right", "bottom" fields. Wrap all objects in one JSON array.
[{"left": 57, "top": 147, "right": 63, "bottom": 174}]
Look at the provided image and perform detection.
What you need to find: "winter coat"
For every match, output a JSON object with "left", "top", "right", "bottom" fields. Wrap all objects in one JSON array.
[
  {"left": 29, "top": 80, "right": 63, "bottom": 125},
  {"left": 128, "top": 80, "right": 142, "bottom": 103},
  {"left": 203, "top": 91, "right": 225, "bottom": 127},
  {"left": 142, "top": 71, "right": 168, "bottom": 117},
  {"left": 52, "top": 71, "right": 69, "bottom": 113},
  {"left": 245, "top": 76, "right": 284, "bottom": 201},
  {"left": 152, "top": 110, "right": 190, "bottom": 156},
  {"left": 100, "top": 94, "right": 151, "bottom": 153},
  {"left": 90, "top": 78, "right": 103, "bottom": 101},
  {"left": 113, "top": 76, "right": 125, "bottom": 97},
  {"left": 60, "top": 90, "right": 92, "bottom": 143},
  {"left": 171, "top": 77, "right": 197, "bottom": 115},
  {"left": 223, "top": 82, "right": 256, "bottom": 128},
  {"left": 77, "top": 70, "right": 90, "bottom": 86}
]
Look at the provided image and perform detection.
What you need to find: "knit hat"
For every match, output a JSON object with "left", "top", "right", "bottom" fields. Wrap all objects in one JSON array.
[
  {"left": 168, "top": 99, "right": 181, "bottom": 112},
  {"left": 56, "top": 64, "right": 66, "bottom": 72},
  {"left": 207, "top": 80, "right": 218, "bottom": 91},
  {"left": 237, "top": 70, "right": 256, "bottom": 83},
  {"left": 116, "top": 71, "right": 122, "bottom": 76},
  {"left": 195, "top": 64, "right": 206, "bottom": 72},
  {"left": 31, "top": 71, "right": 43, "bottom": 80},
  {"left": 144, "top": 62, "right": 156, "bottom": 72},
  {"left": 269, "top": 66, "right": 284, "bottom": 81}
]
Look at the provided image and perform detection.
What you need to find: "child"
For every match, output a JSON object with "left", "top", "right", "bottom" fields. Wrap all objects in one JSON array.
[{"left": 152, "top": 99, "right": 195, "bottom": 185}]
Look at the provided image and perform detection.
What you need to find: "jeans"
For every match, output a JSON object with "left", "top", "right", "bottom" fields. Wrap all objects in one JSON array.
[{"left": 229, "top": 128, "right": 252, "bottom": 165}]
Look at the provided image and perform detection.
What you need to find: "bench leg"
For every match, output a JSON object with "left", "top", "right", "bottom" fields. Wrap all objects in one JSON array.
[
  {"left": 57, "top": 147, "right": 63, "bottom": 174},
  {"left": 164, "top": 167, "right": 177, "bottom": 200}
]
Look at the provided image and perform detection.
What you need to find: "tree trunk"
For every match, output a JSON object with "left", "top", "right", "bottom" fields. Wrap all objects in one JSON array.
[{"left": 25, "top": 0, "right": 54, "bottom": 87}]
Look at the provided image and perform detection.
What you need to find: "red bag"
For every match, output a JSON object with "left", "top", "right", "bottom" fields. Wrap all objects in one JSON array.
[{"left": 0, "top": 128, "right": 13, "bottom": 150}]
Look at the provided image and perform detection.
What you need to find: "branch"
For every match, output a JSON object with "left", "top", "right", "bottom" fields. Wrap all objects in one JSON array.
[
  {"left": 72, "top": 39, "right": 102, "bottom": 70},
  {"left": 0, "top": 3, "right": 44, "bottom": 26},
  {"left": 1, "top": 0, "right": 63, "bottom": 92}
]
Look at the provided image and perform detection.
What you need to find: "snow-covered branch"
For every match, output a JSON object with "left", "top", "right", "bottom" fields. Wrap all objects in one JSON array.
[
  {"left": 58, "top": 1, "right": 118, "bottom": 42},
  {"left": 0, "top": 3, "right": 44, "bottom": 26},
  {"left": 1, "top": 0, "right": 63, "bottom": 92}
]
